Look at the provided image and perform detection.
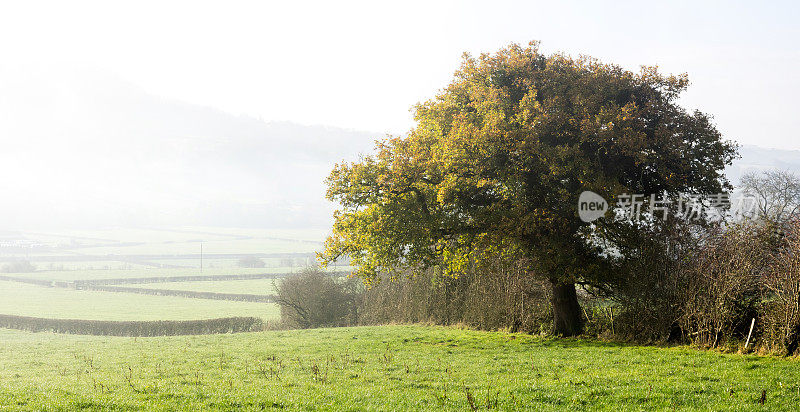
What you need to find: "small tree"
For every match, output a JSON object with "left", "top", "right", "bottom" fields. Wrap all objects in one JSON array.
[
  {"left": 237, "top": 256, "right": 266, "bottom": 268},
  {"left": 762, "top": 220, "right": 800, "bottom": 354},
  {"left": 274, "top": 268, "right": 361, "bottom": 328},
  {"left": 2, "top": 260, "right": 36, "bottom": 273}
]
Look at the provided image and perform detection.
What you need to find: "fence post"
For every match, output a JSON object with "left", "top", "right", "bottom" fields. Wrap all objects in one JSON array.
[{"left": 744, "top": 317, "right": 756, "bottom": 350}]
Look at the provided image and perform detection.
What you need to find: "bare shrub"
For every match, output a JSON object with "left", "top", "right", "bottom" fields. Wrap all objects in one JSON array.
[
  {"left": 358, "top": 250, "right": 552, "bottom": 333},
  {"left": 600, "top": 218, "right": 701, "bottom": 342},
  {"left": 761, "top": 220, "right": 800, "bottom": 354},
  {"left": 681, "top": 222, "right": 774, "bottom": 347},
  {"left": 275, "top": 267, "right": 362, "bottom": 328},
  {"left": 597, "top": 217, "right": 774, "bottom": 346}
]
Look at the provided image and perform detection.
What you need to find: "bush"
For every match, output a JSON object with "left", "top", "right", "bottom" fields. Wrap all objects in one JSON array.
[
  {"left": 358, "top": 250, "right": 552, "bottom": 334},
  {"left": 275, "top": 268, "right": 361, "bottom": 328},
  {"left": 762, "top": 220, "right": 800, "bottom": 354},
  {"left": 587, "top": 218, "right": 777, "bottom": 347},
  {"left": 680, "top": 222, "right": 773, "bottom": 348},
  {"left": 598, "top": 218, "right": 702, "bottom": 342}
]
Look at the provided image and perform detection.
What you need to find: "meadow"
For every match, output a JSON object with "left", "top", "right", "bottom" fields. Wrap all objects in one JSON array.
[
  {"left": 1, "top": 325, "right": 799, "bottom": 410},
  {"left": 140, "top": 279, "right": 279, "bottom": 295},
  {"left": 0, "top": 228, "right": 303, "bottom": 323},
  {"left": 0, "top": 282, "right": 280, "bottom": 321},
  {"left": 3, "top": 227, "right": 799, "bottom": 410},
  {"left": 20, "top": 267, "right": 289, "bottom": 283}
]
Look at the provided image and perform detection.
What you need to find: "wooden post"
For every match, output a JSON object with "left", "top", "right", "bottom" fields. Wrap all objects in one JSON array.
[{"left": 744, "top": 317, "right": 756, "bottom": 349}]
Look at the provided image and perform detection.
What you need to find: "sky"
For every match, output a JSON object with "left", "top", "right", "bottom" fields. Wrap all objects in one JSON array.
[{"left": 1, "top": 0, "right": 798, "bottom": 149}]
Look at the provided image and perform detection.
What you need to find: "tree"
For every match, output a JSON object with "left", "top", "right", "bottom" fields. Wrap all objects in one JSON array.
[
  {"left": 237, "top": 255, "right": 266, "bottom": 268},
  {"left": 741, "top": 170, "right": 800, "bottom": 225},
  {"left": 2, "top": 260, "right": 36, "bottom": 273},
  {"left": 320, "top": 42, "right": 737, "bottom": 336}
]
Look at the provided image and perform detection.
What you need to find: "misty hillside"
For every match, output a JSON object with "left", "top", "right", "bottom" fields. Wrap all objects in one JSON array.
[
  {"left": 0, "top": 71, "right": 379, "bottom": 229},
  {"left": 726, "top": 145, "right": 800, "bottom": 185},
  {"left": 1, "top": 71, "right": 797, "bottom": 230}
]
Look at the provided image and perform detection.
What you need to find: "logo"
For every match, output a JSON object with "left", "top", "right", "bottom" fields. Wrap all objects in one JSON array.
[{"left": 578, "top": 191, "right": 608, "bottom": 222}]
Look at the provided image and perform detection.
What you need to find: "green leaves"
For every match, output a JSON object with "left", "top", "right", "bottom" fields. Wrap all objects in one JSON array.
[{"left": 322, "top": 42, "right": 737, "bottom": 286}]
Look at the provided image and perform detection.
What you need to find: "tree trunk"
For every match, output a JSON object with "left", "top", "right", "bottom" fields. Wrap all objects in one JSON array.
[{"left": 550, "top": 279, "right": 584, "bottom": 336}]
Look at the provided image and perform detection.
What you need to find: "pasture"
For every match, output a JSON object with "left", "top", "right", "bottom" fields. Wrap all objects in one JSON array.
[
  {"left": 1, "top": 325, "right": 799, "bottom": 410},
  {"left": 0, "top": 281, "right": 280, "bottom": 322},
  {"left": 0, "top": 227, "right": 311, "bottom": 324},
  {"left": 2, "top": 226, "right": 797, "bottom": 410},
  {"left": 140, "top": 279, "right": 279, "bottom": 295}
]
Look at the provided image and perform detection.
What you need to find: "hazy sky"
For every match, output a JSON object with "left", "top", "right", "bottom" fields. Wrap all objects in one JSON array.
[{"left": 1, "top": 0, "right": 799, "bottom": 149}]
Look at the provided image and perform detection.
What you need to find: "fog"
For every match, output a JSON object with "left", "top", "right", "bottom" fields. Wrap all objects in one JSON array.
[
  {"left": 1, "top": 1, "right": 798, "bottom": 232},
  {"left": 0, "top": 68, "right": 376, "bottom": 230}
]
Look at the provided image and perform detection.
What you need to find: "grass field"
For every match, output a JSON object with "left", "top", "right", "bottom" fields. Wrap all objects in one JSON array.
[
  {"left": 0, "top": 325, "right": 798, "bottom": 410},
  {"left": 0, "top": 282, "right": 280, "bottom": 321},
  {"left": 0, "top": 227, "right": 338, "bottom": 328},
  {"left": 21, "top": 227, "right": 325, "bottom": 256},
  {"left": 140, "top": 279, "right": 279, "bottom": 295},
  {"left": 73, "top": 237, "right": 320, "bottom": 256},
  {"left": 21, "top": 267, "right": 299, "bottom": 282},
  {"left": 10, "top": 226, "right": 797, "bottom": 410}
]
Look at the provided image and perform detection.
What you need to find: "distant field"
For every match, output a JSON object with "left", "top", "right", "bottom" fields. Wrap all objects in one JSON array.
[
  {"left": 18, "top": 227, "right": 327, "bottom": 246},
  {"left": 21, "top": 267, "right": 299, "bottom": 282},
  {"left": 28, "top": 261, "right": 151, "bottom": 272},
  {"left": 141, "top": 279, "right": 279, "bottom": 295},
  {"left": 74, "top": 237, "right": 320, "bottom": 256},
  {"left": 0, "top": 282, "right": 279, "bottom": 321},
  {"left": 0, "top": 227, "right": 351, "bottom": 293},
  {"left": 2, "top": 227, "right": 325, "bottom": 260},
  {"left": 1, "top": 325, "right": 798, "bottom": 410}
]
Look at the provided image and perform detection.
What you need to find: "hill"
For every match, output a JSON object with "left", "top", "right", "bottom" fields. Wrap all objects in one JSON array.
[
  {"left": 0, "top": 70, "right": 378, "bottom": 229},
  {"left": 726, "top": 145, "right": 800, "bottom": 185}
]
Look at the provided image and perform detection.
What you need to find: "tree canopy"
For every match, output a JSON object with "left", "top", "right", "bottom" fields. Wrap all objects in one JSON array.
[{"left": 320, "top": 42, "right": 737, "bottom": 335}]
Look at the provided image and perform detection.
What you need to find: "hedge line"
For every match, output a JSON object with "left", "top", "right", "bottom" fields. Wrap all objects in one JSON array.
[
  {"left": 74, "top": 273, "right": 295, "bottom": 286},
  {"left": 84, "top": 285, "right": 276, "bottom": 302},
  {"left": 0, "top": 314, "right": 265, "bottom": 336},
  {"left": 0, "top": 252, "right": 317, "bottom": 263},
  {"left": 0, "top": 275, "right": 54, "bottom": 287}
]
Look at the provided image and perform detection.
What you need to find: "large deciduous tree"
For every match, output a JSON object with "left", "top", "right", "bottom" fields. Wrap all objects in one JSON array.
[{"left": 320, "top": 42, "right": 737, "bottom": 336}]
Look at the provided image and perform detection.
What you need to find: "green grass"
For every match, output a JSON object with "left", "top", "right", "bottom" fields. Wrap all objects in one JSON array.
[
  {"left": 0, "top": 282, "right": 279, "bottom": 321},
  {"left": 0, "top": 325, "right": 798, "bottom": 410}
]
